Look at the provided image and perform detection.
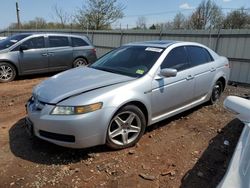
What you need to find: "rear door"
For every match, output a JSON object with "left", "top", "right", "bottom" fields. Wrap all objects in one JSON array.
[
  {"left": 186, "top": 46, "right": 216, "bottom": 100},
  {"left": 19, "top": 36, "right": 49, "bottom": 74},
  {"left": 151, "top": 46, "right": 195, "bottom": 118},
  {"left": 47, "top": 36, "right": 73, "bottom": 71}
]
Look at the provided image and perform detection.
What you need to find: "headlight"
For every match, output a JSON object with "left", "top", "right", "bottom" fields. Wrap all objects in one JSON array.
[{"left": 51, "top": 102, "right": 103, "bottom": 115}]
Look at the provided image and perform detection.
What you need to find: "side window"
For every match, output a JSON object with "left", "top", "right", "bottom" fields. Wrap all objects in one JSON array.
[
  {"left": 72, "top": 37, "right": 89, "bottom": 47},
  {"left": 187, "top": 46, "right": 212, "bottom": 67},
  {"left": 49, "top": 36, "right": 69, "bottom": 48},
  {"left": 161, "top": 46, "right": 189, "bottom": 71},
  {"left": 203, "top": 48, "right": 214, "bottom": 62},
  {"left": 21, "top": 37, "right": 45, "bottom": 49}
]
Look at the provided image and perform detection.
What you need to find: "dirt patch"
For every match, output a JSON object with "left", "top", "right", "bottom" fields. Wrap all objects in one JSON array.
[{"left": 0, "top": 75, "right": 249, "bottom": 188}]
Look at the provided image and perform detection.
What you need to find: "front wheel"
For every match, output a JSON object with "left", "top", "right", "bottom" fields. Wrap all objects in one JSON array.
[
  {"left": 106, "top": 105, "right": 146, "bottom": 149},
  {"left": 0, "top": 62, "right": 16, "bottom": 83},
  {"left": 209, "top": 81, "right": 223, "bottom": 104}
]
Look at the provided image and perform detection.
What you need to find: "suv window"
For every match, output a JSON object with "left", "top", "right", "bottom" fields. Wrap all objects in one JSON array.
[
  {"left": 0, "top": 34, "right": 31, "bottom": 50},
  {"left": 161, "top": 46, "right": 189, "bottom": 71},
  {"left": 72, "top": 37, "right": 89, "bottom": 47},
  {"left": 187, "top": 46, "right": 213, "bottom": 66},
  {"left": 49, "top": 36, "right": 69, "bottom": 47},
  {"left": 22, "top": 37, "right": 45, "bottom": 49}
]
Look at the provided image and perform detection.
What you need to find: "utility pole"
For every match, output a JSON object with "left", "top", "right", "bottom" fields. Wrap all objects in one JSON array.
[{"left": 16, "top": 1, "right": 21, "bottom": 29}]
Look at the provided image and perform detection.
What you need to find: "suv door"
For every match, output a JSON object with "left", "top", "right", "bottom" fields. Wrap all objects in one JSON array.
[
  {"left": 18, "top": 36, "right": 48, "bottom": 74},
  {"left": 151, "top": 46, "right": 195, "bottom": 119},
  {"left": 186, "top": 46, "right": 216, "bottom": 100},
  {"left": 47, "top": 36, "right": 73, "bottom": 71}
]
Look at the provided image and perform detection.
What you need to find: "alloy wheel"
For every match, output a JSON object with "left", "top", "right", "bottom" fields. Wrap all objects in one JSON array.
[
  {"left": 108, "top": 111, "right": 142, "bottom": 146},
  {"left": 211, "top": 82, "right": 222, "bottom": 103},
  {"left": 0, "top": 65, "right": 14, "bottom": 82},
  {"left": 75, "top": 59, "right": 88, "bottom": 67}
]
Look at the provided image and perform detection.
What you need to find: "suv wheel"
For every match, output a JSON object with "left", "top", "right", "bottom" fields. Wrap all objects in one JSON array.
[
  {"left": 73, "top": 58, "right": 88, "bottom": 67},
  {"left": 106, "top": 105, "right": 146, "bottom": 149},
  {"left": 0, "top": 63, "right": 16, "bottom": 83}
]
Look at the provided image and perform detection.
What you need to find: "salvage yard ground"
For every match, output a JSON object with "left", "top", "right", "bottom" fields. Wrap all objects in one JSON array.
[{"left": 0, "top": 74, "right": 249, "bottom": 188}]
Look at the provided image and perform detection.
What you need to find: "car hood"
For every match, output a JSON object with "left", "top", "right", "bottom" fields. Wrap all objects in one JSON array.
[
  {"left": 0, "top": 48, "right": 8, "bottom": 54},
  {"left": 33, "top": 67, "right": 135, "bottom": 104}
]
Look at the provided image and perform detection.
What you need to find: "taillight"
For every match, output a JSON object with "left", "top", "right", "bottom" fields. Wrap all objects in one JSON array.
[
  {"left": 92, "top": 48, "right": 96, "bottom": 54},
  {"left": 225, "top": 63, "right": 231, "bottom": 69}
]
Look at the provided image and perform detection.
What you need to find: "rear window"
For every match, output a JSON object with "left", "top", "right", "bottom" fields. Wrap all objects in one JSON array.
[
  {"left": 49, "top": 36, "right": 69, "bottom": 47},
  {"left": 187, "top": 46, "right": 213, "bottom": 66},
  {"left": 72, "top": 37, "right": 89, "bottom": 47}
]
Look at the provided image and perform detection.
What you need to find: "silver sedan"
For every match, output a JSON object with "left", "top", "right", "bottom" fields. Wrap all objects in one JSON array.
[{"left": 26, "top": 41, "right": 230, "bottom": 149}]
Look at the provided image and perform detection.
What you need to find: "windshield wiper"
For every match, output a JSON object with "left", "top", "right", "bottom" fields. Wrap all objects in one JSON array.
[{"left": 92, "top": 66, "right": 119, "bottom": 74}]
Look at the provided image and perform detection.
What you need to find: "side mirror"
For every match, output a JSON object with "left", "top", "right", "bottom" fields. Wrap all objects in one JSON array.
[
  {"left": 160, "top": 68, "right": 177, "bottom": 78},
  {"left": 19, "top": 45, "right": 28, "bottom": 52},
  {"left": 224, "top": 96, "right": 250, "bottom": 123}
]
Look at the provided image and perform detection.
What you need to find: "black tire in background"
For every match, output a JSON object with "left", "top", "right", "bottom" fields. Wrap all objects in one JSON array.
[
  {"left": 209, "top": 80, "right": 223, "bottom": 104},
  {"left": 0, "top": 62, "right": 16, "bottom": 83}
]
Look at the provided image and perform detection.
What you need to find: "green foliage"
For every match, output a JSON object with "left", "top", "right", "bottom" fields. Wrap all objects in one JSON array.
[{"left": 223, "top": 8, "right": 250, "bottom": 29}]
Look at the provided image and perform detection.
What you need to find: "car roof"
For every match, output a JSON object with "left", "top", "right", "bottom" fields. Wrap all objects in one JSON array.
[
  {"left": 125, "top": 40, "right": 179, "bottom": 48},
  {"left": 125, "top": 40, "right": 208, "bottom": 49},
  {"left": 12, "top": 33, "right": 88, "bottom": 38}
]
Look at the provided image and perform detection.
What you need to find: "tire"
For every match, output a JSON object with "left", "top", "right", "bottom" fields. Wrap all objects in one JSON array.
[
  {"left": 0, "top": 62, "right": 16, "bottom": 83},
  {"left": 73, "top": 58, "right": 88, "bottom": 68},
  {"left": 209, "top": 80, "right": 223, "bottom": 104},
  {"left": 106, "top": 105, "right": 146, "bottom": 149}
]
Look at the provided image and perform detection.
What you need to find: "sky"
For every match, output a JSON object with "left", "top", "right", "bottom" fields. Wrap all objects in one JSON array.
[{"left": 0, "top": 0, "right": 249, "bottom": 29}]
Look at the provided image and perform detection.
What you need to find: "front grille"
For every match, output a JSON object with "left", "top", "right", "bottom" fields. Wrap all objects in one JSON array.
[{"left": 39, "top": 130, "right": 75, "bottom": 143}]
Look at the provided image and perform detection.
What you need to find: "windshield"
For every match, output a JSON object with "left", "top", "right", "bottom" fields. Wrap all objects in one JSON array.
[
  {"left": 0, "top": 34, "right": 31, "bottom": 50},
  {"left": 90, "top": 45, "right": 164, "bottom": 77}
]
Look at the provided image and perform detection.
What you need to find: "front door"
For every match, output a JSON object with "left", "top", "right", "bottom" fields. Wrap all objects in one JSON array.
[
  {"left": 151, "top": 46, "right": 195, "bottom": 120},
  {"left": 19, "top": 36, "right": 49, "bottom": 74}
]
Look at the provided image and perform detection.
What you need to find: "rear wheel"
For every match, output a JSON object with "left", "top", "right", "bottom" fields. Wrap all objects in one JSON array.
[
  {"left": 209, "top": 80, "right": 223, "bottom": 104},
  {"left": 106, "top": 105, "right": 146, "bottom": 149},
  {"left": 0, "top": 62, "right": 16, "bottom": 83},
  {"left": 73, "top": 58, "right": 88, "bottom": 67}
]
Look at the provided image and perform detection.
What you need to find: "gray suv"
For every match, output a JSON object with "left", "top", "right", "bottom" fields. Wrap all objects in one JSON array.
[{"left": 0, "top": 33, "right": 97, "bottom": 82}]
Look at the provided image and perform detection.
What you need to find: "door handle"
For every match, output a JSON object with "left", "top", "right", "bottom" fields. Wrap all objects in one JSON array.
[
  {"left": 41, "top": 53, "right": 48, "bottom": 56},
  {"left": 186, "top": 75, "right": 194, "bottom": 80},
  {"left": 210, "top": 67, "right": 216, "bottom": 72}
]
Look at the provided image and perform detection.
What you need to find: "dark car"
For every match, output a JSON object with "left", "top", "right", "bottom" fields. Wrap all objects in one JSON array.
[{"left": 0, "top": 33, "right": 97, "bottom": 82}]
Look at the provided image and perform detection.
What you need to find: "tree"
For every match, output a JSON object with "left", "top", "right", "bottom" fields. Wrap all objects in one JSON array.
[
  {"left": 173, "top": 12, "right": 186, "bottom": 29},
  {"left": 17, "top": 17, "right": 47, "bottom": 29},
  {"left": 189, "top": 0, "right": 223, "bottom": 29},
  {"left": 223, "top": 8, "right": 250, "bottom": 29},
  {"left": 52, "top": 4, "right": 71, "bottom": 28},
  {"left": 74, "top": 0, "right": 125, "bottom": 30},
  {"left": 149, "top": 24, "right": 156, "bottom": 30},
  {"left": 136, "top": 16, "right": 147, "bottom": 29}
]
